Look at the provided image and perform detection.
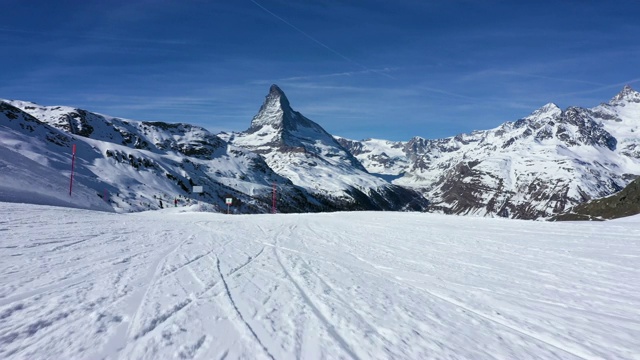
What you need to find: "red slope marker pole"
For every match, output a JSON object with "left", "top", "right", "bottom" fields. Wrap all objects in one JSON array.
[
  {"left": 69, "top": 144, "right": 77, "bottom": 196},
  {"left": 272, "top": 182, "right": 277, "bottom": 214}
]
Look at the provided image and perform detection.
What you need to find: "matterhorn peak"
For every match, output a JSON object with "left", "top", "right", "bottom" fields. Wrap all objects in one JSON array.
[
  {"left": 268, "top": 84, "right": 285, "bottom": 97},
  {"left": 265, "top": 84, "right": 290, "bottom": 108},
  {"left": 247, "top": 84, "right": 295, "bottom": 133},
  {"left": 610, "top": 85, "right": 640, "bottom": 104},
  {"left": 247, "top": 84, "right": 324, "bottom": 136}
]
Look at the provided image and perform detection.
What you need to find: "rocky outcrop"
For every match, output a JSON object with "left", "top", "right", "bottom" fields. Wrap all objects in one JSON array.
[{"left": 552, "top": 177, "right": 640, "bottom": 221}]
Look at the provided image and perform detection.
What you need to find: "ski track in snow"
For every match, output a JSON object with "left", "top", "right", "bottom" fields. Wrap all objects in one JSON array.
[{"left": 1, "top": 203, "right": 639, "bottom": 359}]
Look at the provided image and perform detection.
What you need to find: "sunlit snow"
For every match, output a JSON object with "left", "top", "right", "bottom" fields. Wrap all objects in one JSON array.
[{"left": 1, "top": 202, "right": 639, "bottom": 359}]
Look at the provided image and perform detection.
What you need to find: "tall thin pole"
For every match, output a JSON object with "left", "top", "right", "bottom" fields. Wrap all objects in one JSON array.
[
  {"left": 272, "top": 182, "right": 277, "bottom": 214},
  {"left": 69, "top": 144, "right": 76, "bottom": 196}
]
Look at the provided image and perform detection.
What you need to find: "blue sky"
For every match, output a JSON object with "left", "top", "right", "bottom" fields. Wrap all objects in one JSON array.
[{"left": 2, "top": 0, "right": 640, "bottom": 141}]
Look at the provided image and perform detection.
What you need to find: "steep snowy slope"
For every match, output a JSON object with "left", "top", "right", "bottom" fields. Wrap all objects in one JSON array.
[
  {"left": 223, "top": 85, "right": 429, "bottom": 211},
  {"left": 591, "top": 85, "right": 640, "bottom": 159},
  {"left": 339, "top": 86, "right": 640, "bottom": 219},
  {"left": 0, "top": 103, "right": 112, "bottom": 211}
]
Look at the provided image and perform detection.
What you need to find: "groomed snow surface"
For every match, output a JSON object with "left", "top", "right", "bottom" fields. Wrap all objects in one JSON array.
[{"left": 1, "top": 203, "right": 639, "bottom": 360}]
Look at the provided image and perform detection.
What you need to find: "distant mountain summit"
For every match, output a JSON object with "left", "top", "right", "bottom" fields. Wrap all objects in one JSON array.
[
  {"left": 610, "top": 84, "right": 640, "bottom": 104},
  {"left": 223, "top": 85, "right": 429, "bottom": 211},
  {"left": 247, "top": 84, "right": 325, "bottom": 135},
  {"left": 238, "top": 84, "right": 364, "bottom": 169},
  {"left": 1, "top": 98, "right": 306, "bottom": 213}
]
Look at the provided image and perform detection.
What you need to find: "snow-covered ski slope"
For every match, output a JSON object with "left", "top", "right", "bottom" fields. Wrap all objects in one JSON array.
[{"left": 1, "top": 203, "right": 639, "bottom": 359}]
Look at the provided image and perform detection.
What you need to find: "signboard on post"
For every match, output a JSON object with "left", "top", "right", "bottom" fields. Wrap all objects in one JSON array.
[
  {"left": 225, "top": 197, "right": 233, "bottom": 214},
  {"left": 192, "top": 186, "right": 203, "bottom": 193}
]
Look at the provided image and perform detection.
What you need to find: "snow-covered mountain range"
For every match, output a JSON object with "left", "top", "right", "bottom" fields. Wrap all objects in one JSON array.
[
  {"left": 338, "top": 86, "right": 640, "bottom": 219},
  {"left": 1, "top": 85, "right": 639, "bottom": 218},
  {"left": 0, "top": 86, "right": 427, "bottom": 214}
]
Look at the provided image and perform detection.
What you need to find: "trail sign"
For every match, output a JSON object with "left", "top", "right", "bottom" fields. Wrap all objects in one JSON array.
[{"left": 225, "top": 197, "right": 233, "bottom": 214}]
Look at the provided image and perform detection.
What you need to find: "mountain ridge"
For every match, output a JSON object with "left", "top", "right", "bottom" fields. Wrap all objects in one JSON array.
[
  {"left": 2, "top": 85, "right": 639, "bottom": 218},
  {"left": 1, "top": 85, "right": 429, "bottom": 213},
  {"left": 338, "top": 85, "right": 640, "bottom": 219}
]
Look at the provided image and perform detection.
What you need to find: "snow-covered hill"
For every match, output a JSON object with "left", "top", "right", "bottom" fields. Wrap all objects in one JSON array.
[
  {"left": 0, "top": 100, "right": 330, "bottom": 214},
  {"left": 338, "top": 86, "right": 640, "bottom": 219},
  {"left": 1, "top": 202, "right": 639, "bottom": 359},
  {"left": 222, "top": 85, "right": 429, "bottom": 211}
]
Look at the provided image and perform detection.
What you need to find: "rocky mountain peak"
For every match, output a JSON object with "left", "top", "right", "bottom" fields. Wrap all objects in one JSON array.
[
  {"left": 247, "top": 84, "right": 327, "bottom": 139},
  {"left": 248, "top": 84, "right": 297, "bottom": 133},
  {"left": 236, "top": 85, "right": 362, "bottom": 162},
  {"left": 268, "top": 83, "right": 287, "bottom": 100},
  {"left": 539, "top": 102, "right": 561, "bottom": 112},
  {"left": 610, "top": 85, "right": 640, "bottom": 104},
  {"left": 527, "top": 102, "right": 562, "bottom": 121},
  {"left": 263, "top": 84, "right": 291, "bottom": 109}
]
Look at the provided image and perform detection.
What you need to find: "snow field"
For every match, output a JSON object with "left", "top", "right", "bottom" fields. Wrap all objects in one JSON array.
[{"left": 0, "top": 203, "right": 639, "bottom": 359}]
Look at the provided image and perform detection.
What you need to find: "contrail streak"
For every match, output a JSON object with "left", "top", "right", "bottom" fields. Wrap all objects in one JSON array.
[{"left": 250, "top": 0, "right": 394, "bottom": 79}]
